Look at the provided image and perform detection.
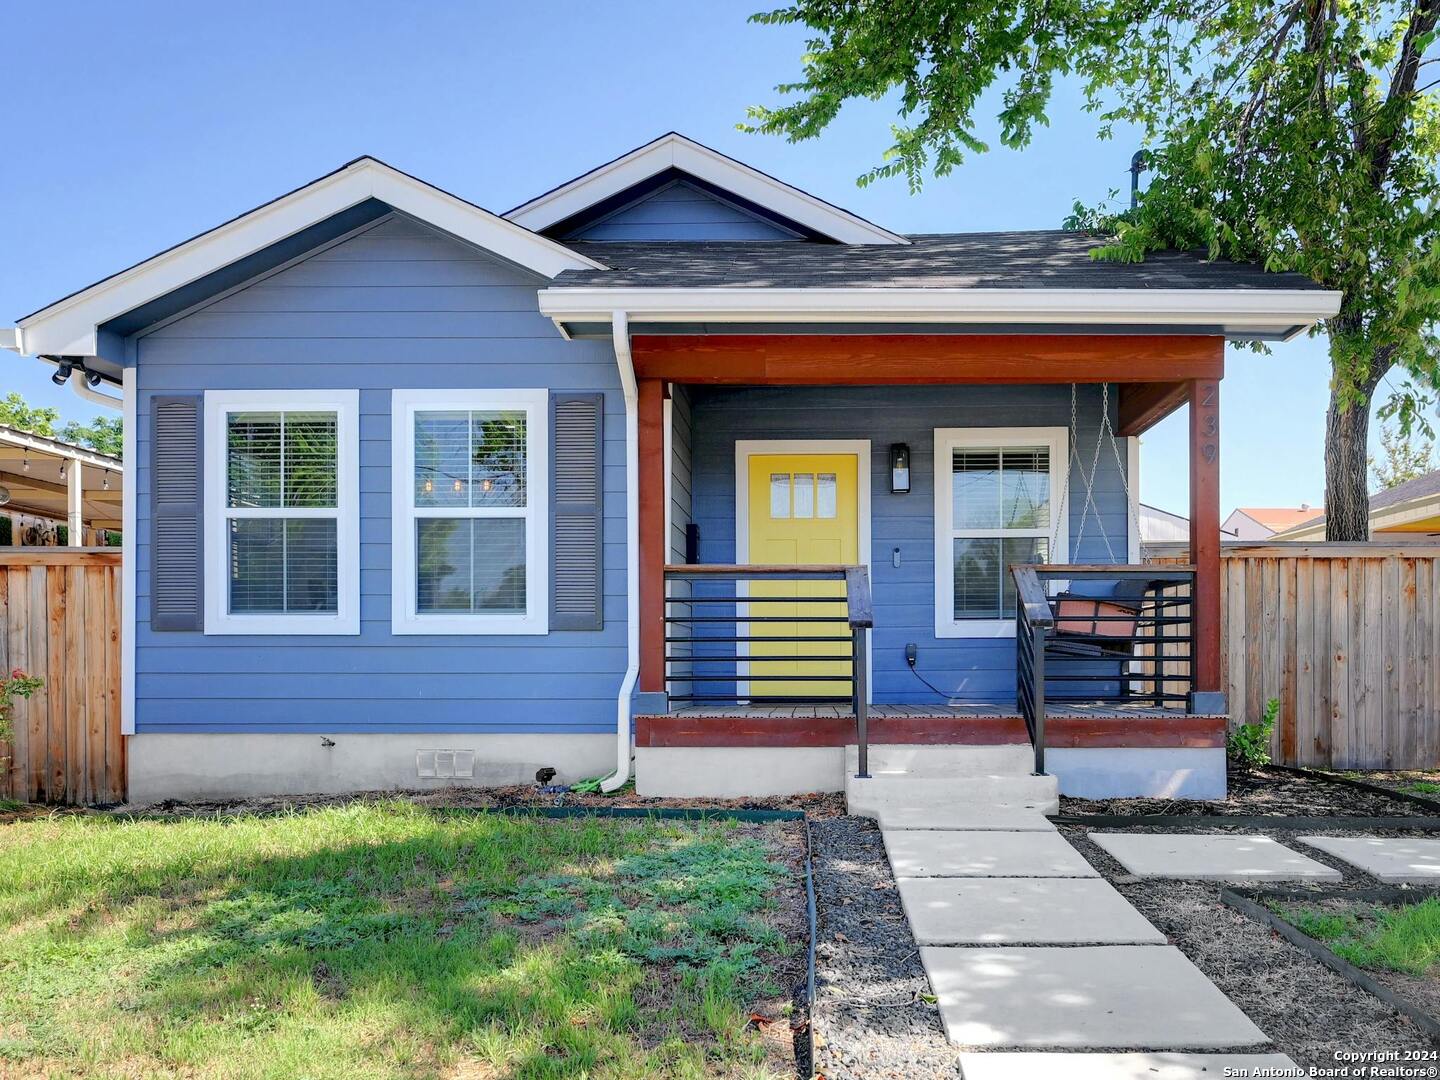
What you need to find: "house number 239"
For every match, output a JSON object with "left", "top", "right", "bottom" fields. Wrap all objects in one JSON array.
[{"left": 1197, "top": 382, "right": 1218, "bottom": 464}]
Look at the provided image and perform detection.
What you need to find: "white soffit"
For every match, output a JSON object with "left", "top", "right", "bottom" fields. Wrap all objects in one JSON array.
[
  {"left": 504, "top": 132, "right": 909, "bottom": 246},
  {"left": 13, "top": 157, "right": 604, "bottom": 358}
]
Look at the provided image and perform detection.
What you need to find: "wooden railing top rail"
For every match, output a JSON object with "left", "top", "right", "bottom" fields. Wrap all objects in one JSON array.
[
  {"left": 664, "top": 562, "right": 873, "bottom": 628},
  {"left": 1025, "top": 563, "right": 1197, "bottom": 578},
  {"left": 1011, "top": 566, "right": 1054, "bottom": 628},
  {"left": 0, "top": 547, "right": 123, "bottom": 566}
]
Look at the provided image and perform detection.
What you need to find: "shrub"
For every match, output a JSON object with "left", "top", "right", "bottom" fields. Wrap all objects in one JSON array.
[
  {"left": 0, "top": 668, "right": 44, "bottom": 748},
  {"left": 1228, "top": 697, "right": 1278, "bottom": 768}
]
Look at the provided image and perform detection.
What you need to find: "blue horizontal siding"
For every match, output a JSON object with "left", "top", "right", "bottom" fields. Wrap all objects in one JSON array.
[
  {"left": 133, "top": 213, "right": 624, "bottom": 735},
  {"left": 688, "top": 384, "right": 1135, "bottom": 705},
  {"left": 568, "top": 181, "right": 799, "bottom": 242}
]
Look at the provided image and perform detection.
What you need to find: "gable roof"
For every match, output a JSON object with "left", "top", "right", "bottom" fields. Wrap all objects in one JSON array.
[
  {"left": 1273, "top": 468, "right": 1440, "bottom": 539},
  {"left": 9, "top": 157, "right": 604, "bottom": 359},
  {"left": 504, "top": 133, "right": 908, "bottom": 246}
]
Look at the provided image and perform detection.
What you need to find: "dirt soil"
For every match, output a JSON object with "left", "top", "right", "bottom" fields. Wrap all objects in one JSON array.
[
  {"left": 131, "top": 785, "right": 848, "bottom": 819},
  {"left": 1062, "top": 765, "right": 1432, "bottom": 818}
]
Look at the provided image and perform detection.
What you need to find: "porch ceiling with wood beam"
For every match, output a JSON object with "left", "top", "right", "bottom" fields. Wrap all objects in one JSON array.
[
  {"left": 631, "top": 334, "right": 1221, "bottom": 433},
  {"left": 0, "top": 428, "right": 123, "bottom": 534}
]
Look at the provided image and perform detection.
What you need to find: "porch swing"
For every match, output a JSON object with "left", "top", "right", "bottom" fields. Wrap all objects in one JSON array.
[{"left": 1043, "top": 384, "right": 1163, "bottom": 665}]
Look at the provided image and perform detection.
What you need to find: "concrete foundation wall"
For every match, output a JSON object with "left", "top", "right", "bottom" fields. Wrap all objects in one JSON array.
[
  {"left": 1047, "top": 747, "right": 1227, "bottom": 800},
  {"left": 634, "top": 746, "right": 845, "bottom": 798},
  {"left": 128, "top": 732, "right": 615, "bottom": 805}
]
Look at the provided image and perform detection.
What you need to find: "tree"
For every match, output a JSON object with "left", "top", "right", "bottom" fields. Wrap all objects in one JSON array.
[
  {"left": 746, "top": 0, "right": 1440, "bottom": 539},
  {"left": 1371, "top": 420, "right": 1437, "bottom": 488},
  {"left": 0, "top": 391, "right": 123, "bottom": 457},
  {"left": 59, "top": 417, "right": 123, "bottom": 459},
  {"left": 0, "top": 392, "right": 58, "bottom": 437}
]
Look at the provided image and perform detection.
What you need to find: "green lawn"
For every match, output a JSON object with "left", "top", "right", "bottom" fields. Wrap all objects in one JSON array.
[
  {"left": 1277, "top": 897, "right": 1440, "bottom": 975},
  {"left": 0, "top": 802, "right": 801, "bottom": 1080}
]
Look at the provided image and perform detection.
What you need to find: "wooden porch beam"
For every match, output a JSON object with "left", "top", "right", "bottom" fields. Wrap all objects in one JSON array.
[
  {"left": 637, "top": 378, "right": 667, "bottom": 695},
  {"left": 631, "top": 334, "right": 1224, "bottom": 385},
  {"left": 1188, "top": 378, "right": 1222, "bottom": 698},
  {"left": 1117, "top": 381, "right": 1190, "bottom": 436}
]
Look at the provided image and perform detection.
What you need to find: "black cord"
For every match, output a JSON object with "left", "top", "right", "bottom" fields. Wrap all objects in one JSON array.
[{"left": 907, "top": 662, "right": 963, "bottom": 704}]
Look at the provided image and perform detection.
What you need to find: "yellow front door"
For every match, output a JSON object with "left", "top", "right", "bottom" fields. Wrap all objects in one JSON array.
[{"left": 746, "top": 453, "right": 860, "bottom": 699}]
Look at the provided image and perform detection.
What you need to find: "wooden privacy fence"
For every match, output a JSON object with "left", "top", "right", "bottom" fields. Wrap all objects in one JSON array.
[
  {"left": 0, "top": 549, "right": 124, "bottom": 804},
  {"left": 1148, "top": 543, "right": 1440, "bottom": 770}
]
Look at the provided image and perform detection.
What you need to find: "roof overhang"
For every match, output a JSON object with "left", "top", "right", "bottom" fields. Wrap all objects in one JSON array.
[
  {"left": 1273, "top": 490, "right": 1440, "bottom": 540},
  {"left": 537, "top": 286, "right": 1343, "bottom": 340},
  {"left": 505, "top": 133, "right": 908, "bottom": 246},
  {"left": 7, "top": 157, "right": 604, "bottom": 360}
]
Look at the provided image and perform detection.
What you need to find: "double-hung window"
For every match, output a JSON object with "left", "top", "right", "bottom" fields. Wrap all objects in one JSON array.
[
  {"left": 933, "top": 427, "right": 1067, "bottom": 637},
  {"left": 204, "top": 390, "right": 359, "bottom": 634},
  {"left": 392, "top": 389, "right": 549, "bottom": 635}
]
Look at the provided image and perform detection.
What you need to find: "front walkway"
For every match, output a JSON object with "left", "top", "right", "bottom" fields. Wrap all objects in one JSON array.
[{"left": 879, "top": 803, "right": 1301, "bottom": 1077}]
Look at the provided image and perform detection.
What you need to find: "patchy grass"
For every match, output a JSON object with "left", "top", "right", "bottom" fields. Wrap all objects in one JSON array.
[
  {"left": 1401, "top": 781, "right": 1440, "bottom": 797},
  {"left": 1276, "top": 897, "right": 1440, "bottom": 975},
  {"left": 0, "top": 803, "right": 801, "bottom": 1079}
]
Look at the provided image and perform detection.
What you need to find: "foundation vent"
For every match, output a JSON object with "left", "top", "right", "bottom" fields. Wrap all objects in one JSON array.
[{"left": 416, "top": 749, "right": 476, "bottom": 779}]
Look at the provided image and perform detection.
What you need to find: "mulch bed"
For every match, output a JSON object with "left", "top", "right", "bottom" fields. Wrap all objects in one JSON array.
[
  {"left": 808, "top": 817, "right": 962, "bottom": 1079},
  {"left": 1062, "top": 767, "right": 1440, "bottom": 1070},
  {"left": 1062, "top": 764, "right": 1432, "bottom": 818},
  {"left": 134, "top": 786, "right": 849, "bottom": 819}
]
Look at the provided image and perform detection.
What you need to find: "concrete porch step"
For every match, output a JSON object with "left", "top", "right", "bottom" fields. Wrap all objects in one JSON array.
[{"left": 846, "top": 773, "right": 1060, "bottom": 819}]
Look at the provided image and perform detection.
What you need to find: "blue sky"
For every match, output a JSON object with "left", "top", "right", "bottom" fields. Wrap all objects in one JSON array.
[{"left": 0, "top": 0, "right": 1384, "bottom": 518}]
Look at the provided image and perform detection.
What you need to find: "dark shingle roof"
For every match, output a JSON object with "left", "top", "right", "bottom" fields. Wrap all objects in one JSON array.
[
  {"left": 555, "top": 231, "right": 1326, "bottom": 291},
  {"left": 1371, "top": 467, "right": 1440, "bottom": 512}
]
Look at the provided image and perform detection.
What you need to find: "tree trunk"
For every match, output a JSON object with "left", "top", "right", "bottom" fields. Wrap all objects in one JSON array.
[{"left": 1323, "top": 384, "right": 1373, "bottom": 541}]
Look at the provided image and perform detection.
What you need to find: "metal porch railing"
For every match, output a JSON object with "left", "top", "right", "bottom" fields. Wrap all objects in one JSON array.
[
  {"left": 1014, "top": 563, "right": 1197, "bottom": 774},
  {"left": 663, "top": 563, "right": 874, "bottom": 776}
]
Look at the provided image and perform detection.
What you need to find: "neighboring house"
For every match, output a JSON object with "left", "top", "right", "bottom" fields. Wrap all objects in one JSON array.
[
  {"left": 1220, "top": 505, "right": 1319, "bottom": 540},
  {"left": 0, "top": 425, "right": 122, "bottom": 546},
  {"left": 2, "top": 133, "right": 1340, "bottom": 802},
  {"left": 1138, "top": 502, "right": 1193, "bottom": 545},
  {"left": 1271, "top": 469, "right": 1440, "bottom": 541}
]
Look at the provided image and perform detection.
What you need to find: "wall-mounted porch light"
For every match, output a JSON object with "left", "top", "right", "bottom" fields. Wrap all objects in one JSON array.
[{"left": 889, "top": 443, "right": 911, "bottom": 494}]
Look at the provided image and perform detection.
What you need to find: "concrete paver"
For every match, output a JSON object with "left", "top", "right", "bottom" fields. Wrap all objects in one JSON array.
[
  {"left": 897, "top": 876, "right": 1165, "bottom": 945},
  {"left": 1298, "top": 835, "right": 1440, "bottom": 882},
  {"left": 918, "top": 945, "right": 1270, "bottom": 1049},
  {"left": 1092, "top": 832, "right": 1341, "bottom": 881},
  {"left": 884, "top": 829, "right": 1097, "bottom": 877}
]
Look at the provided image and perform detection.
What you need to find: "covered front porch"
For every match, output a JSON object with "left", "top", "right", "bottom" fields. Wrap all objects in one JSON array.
[{"left": 628, "top": 333, "right": 1228, "bottom": 795}]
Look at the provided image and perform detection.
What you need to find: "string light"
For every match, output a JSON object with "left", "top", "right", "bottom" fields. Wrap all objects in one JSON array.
[
  {"left": 423, "top": 478, "right": 433, "bottom": 495},
  {"left": 452, "top": 478, "right": 463, "bottom": 494},
  {"left": 22, "top": 456, "right": 29, "bottom": 472},
  {"left": 102, "top": 470, "right": 110, "bottom": 491},
  {"left": 481, "top": 478, "right": 494, "bottom": 493},
  {"left": 58, "top": 462, "right": 66, "bottom": 481}
]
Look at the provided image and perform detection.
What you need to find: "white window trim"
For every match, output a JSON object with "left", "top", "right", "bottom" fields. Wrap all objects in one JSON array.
[
  {"left": 933, "top": 426, "right": 1069, "bottom": 639},
  {"left": 203, "top": 389, "right": 360, "bottom": 636},
  {"left": 391, "top": 388, "right": 549, "bottom": 636}
]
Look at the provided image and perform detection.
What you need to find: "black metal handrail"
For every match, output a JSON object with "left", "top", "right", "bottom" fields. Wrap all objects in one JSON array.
[
  {"left": 1013, "top": 563, "right": 1198, "bottom": 775},
  {"left": 665, "top": 564, "right": 873, "bottom": 777}
]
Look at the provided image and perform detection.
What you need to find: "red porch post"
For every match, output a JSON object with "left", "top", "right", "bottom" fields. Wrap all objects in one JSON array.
[
  {"left": 637, "top": 377, "right": 667, "bottom": 695},
  {"left": 1188, "top": 377, "right": 1222, "bottom": 704}
]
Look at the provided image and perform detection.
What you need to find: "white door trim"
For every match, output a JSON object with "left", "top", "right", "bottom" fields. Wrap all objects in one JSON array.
[{"left": 734, "top": 439, "right": 873, "bottom": 704}]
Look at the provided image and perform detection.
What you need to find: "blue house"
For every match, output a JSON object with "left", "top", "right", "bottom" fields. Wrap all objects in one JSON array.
[{"left": 5, "top": 134, "right": 1339, "bottom": 803}]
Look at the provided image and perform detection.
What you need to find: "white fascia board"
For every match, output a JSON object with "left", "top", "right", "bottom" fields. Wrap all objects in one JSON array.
[
  {"left": 537, "top": 285, "right": 1344, "bottom": 333},
  {"left": 506, "top": 133, "right": 908, "bottom": 246},
  {"left": 17, "top": 159, "right": 603, "bottom": 358}
]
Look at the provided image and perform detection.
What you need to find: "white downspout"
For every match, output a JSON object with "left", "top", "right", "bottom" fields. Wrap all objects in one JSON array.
[
  {"left": 601, "top": 310, "right": 638, "bottom": 792},
  {"left": 69, "top": 369, "right": 124, "bottom": 411}
]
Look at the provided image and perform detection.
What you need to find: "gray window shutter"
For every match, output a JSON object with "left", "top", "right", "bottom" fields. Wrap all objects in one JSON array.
[
  {"left": 151, "top": 395, "right": 204, "bottom": 631},
  {"left": 550, "top": 393, "right": 604, "bottom": 630}
]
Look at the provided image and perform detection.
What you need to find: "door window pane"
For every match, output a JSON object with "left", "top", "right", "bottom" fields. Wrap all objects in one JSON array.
[
  {"left": 793, "top": 473, "right": 815, "bottom": 519},
  {"left": 769, "top": 473, "right": 790, "bottom": 519},
  {"left": 816, "top": 473, "right": 837, "bottom": 519}
]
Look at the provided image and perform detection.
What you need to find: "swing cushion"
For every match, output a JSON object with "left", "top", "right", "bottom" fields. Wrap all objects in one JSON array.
[{"left": 1053, "top": 579, "right": 1151, "bottom": 639}]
